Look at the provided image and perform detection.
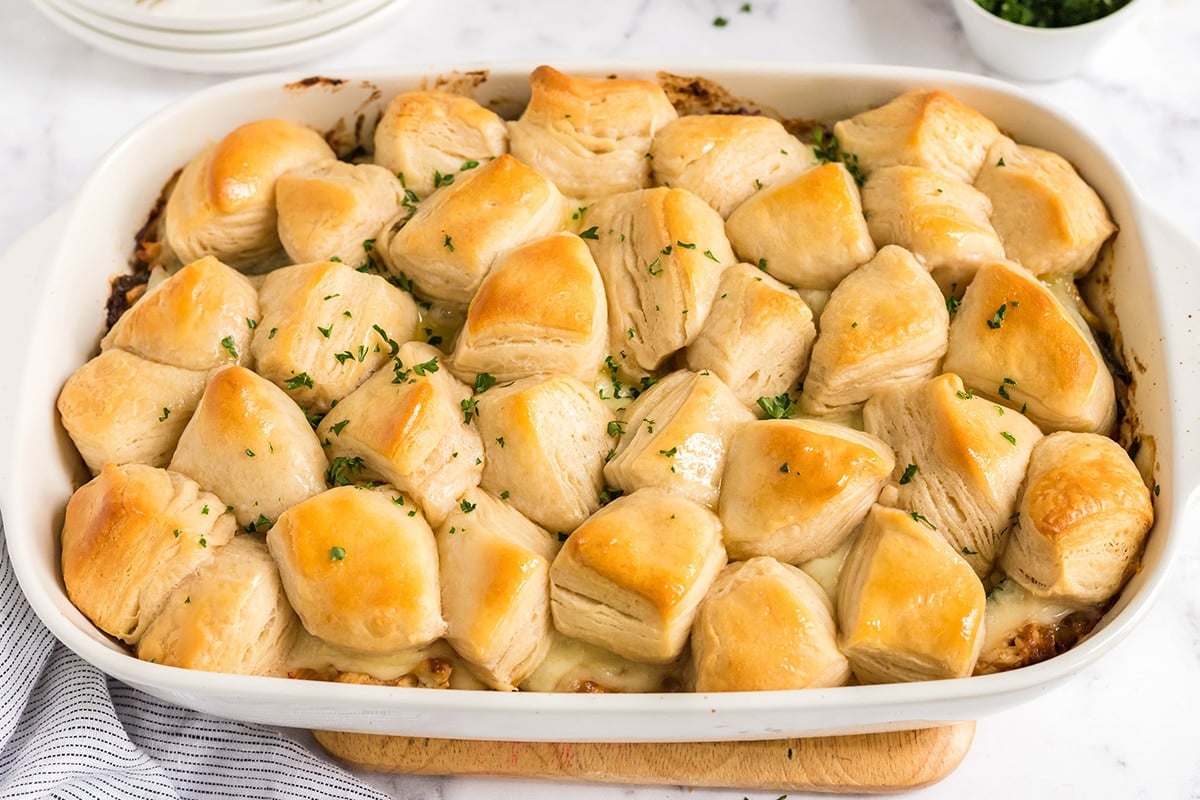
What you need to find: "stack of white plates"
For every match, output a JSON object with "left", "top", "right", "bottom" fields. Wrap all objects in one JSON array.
[{"left": 30, "top": 0, "right": 412, "bottom": 73}]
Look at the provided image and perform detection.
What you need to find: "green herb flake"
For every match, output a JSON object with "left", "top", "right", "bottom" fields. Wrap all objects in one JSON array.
[
  {"left": 220, "top": 336, "right": 239, "bottom": 360},
  {"left": 285, "top": 372, "right": 314, "bottom": 390},
  {"left": 158, "top": 407, "right": 170, "bottom": 422},
  {"left": 779, "top": 462, "right": 790, "bottom": 474},
  {"left": 500, "top": 490, "right": 511, "bottom": 500},
  {"left": 910, "top": 511, "right": 937, "bottom": 530},
  {"left": 330, "top": 419, "right": 350, "bottom": 436},
  {"left": 756, "top": 394, "right": 795, "bottom": 419},
  {"left": 956, "top": 388, "right": 974, "bottom": 400},
  {"left": 659, "top": 447, "right": 678, "bottom": 458},
  {"left": 1000, "top": 431, "right": 1017, "bottom": 445},
  {"left": 757, "top": 257, "right": 768, "bottom": 271},
  {"left": 433, "top": 170, "right": 454, "bottom": 189},
  {"left": 459, "top": 498, "right": 477, "bottom": 513},
  {"left": 330, "top": 546, "right": 347, "bottom": 561},
  {"left": 607, "top": 420, "right": 626, "bottom": 438},
  {"left": 962, "top": 546, "right": 979, "bottom": 555},
  {"left": 443, "top": 233, "right": 455, "bottom": 252},
  {"left": 703, "top": 249, "right": 720, "bottom": 262},
  {"left": 172, "top": 529, "right": 181, "bottom": 538},
  {"left": 461, "top": 397, "right": 479, "bottom": 424},
  {"left": 244, "top": 448, "right": 255, "bottom": 457},
  {"left": 713, "top": 15, "right": 729, "bottom": 26},
  {"left": 579, "top": 226, "right": 600, "bottom": 240},
  {"left": 647, "top": 257, "right": 663, "bottom": 276},
  {"left": 412, "top": 357, "right": 439, "bottom": 376},
  {"left": 317, "top": 325, "right": 333, "bottom": 339},
  {"left": 495, "top": 437, "right": 505, "bottom": 448},
  {"left": 461, "top": 160, "right": 480, "bottom": 171},
  {"left": 899, "top": 463, "right": 918, "bottom": 485},
  {"left": 327, "top": 455, "right": 366, "bottom": 486},
  {"left": 997, "top": 156, "right": 1006, "bottom": 167},
  {"left": 474, "top": 372, "right": 497, "bottom": 394},
  {"left": 246, "top": 317, "right": 258, "bottom": 329}
]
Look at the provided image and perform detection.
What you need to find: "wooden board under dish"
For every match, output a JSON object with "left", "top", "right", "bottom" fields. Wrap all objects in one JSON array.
[{"left": 314, "top": 722, "right": 974, "bottom": 792}]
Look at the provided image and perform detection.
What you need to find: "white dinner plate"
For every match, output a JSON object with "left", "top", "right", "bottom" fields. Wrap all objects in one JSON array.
[
  {"left": 31, "top": 0, "right": 410, "bottom": 73},
  {"left": 67, "top": 0, "right": 352, "bottom": 33},
  {"left": 49, "top": 0, "right": 395, "bottom": 53}
]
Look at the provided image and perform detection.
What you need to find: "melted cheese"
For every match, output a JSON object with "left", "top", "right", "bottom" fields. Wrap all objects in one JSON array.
[{"left": 520, "top": 630, "right": 683, "bottom": 693}]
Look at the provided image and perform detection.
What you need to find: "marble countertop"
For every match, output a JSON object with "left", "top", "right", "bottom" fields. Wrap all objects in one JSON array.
[{"left": 3, "top": 0, "right": 1198, "bottom": 798}]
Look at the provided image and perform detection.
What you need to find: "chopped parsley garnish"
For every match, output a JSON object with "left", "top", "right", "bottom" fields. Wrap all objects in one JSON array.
[
  {"left": 246, "top": 318, "right": 257, "bottom": 329},
  {"left": 201, "top": 505, "right": 209, "bottom": 515},
  {"left": 461, "top": 397, "right": 478, "bottom": 424},
  {"left": 998, "top": 376, "right": 1017, "bottom": 400},
  {"left": 598, "top": 486, "right": 624, "bottom": 506},
  {"left": 285, "top": 372, "right": 314, "bottom": 390},
  {"left": 987, "top": 302, "right": 1009, "bottom": 329},
  {"left": 675, "top": 241, "right": 696, "bottom": 250},
  {"left": 713, "top": 15, "right": 729, "bottom": 26},
  {"left": 246, "top": 515, "right": 273, "bottom": 533},
  {"left": 158, "top": 407, "right": 170, "bottom": 422},
  {"left": 779, "top": 462, "right": 790, "bottom": 473},
  {"left": 244, "top": 448, "right": 255, "bottom": 457},
  {"left": 647, "top": 257, "right": 663, "bottom": 276},
  {"left": 461, "top": 160, "right": 479, "bottom": 170},
  {"left": 317, "top": 324, "right": 333, "bottom": 339},
  {"left": 330, "top": 546, "right": 346, "bottom": 561},
  {"left": 500, "top": 490, "right": 511, "bottom": 500},
  {"left": 443, "top": 233, "right": 455, "bottom": 252},
  {"left": 579, "top": 226, "right": 600, "bottom": 240},
  {"left": 1000, "top": 431, "right": 1017, "bottom": 446},
  {"left": 330, "top": 419, "right": 350, "bottom": 436},
  {"left": 327, "top": 456, "right": 366, "bottom": 486},
  {"left": 474, "top": 372, "right": 497, "bottom": 394},
  {"left": 997, "top": 156, "right": 1006, "bottom": 166},
  {"left": 412, "top": 357, "right": 439, "bottom": 376},
  {"left": 910, "top": 511, "right": 937, "bottom": 530},
  {"left": 220, "top": 336, "right": 238, "bottom": 360},
  {"left": 607, "top": 420, "right": 626, "bottom": 438},
  {"left": 962, "top": 546, "right": 979, "bottom": 556},
  {"left": 899, "top": 463, "right": 918, "bottom": 485},
  {"left": 756, "top": 394, "right": 795, "bottom": 419},
  {"left": 659, "top": 447, "right": 678, "bottom": 458},
  {"left": 703, "top": 249, "right": 720, "bottom": 262},
  {"left": 433, "top": 170, "right": 454, "bottom": 188},
  {"left": 459, "top": 498, "right": 477, "bottom": 513},
  {"left": 757, "top": 257, "right": 768, "bottom": 271},
  {"left": 956, "top": 388, "right": 974, "bottom": 400}
]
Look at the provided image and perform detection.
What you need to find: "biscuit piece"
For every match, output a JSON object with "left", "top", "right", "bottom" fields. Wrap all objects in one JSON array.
[
  {"left": 691, "top": 557, "right": 850, "bottom": 692},
  {"left": 476, "top": 375, "right": 613, "bottom": 534},
  {"left": 863, "top": 372, "right": 1043, "bottom": 576},
  {"left": 719, "top": 419, "right": 894, "bottom": 564},
  {"left": 315, "top": 341, "right": 481, "bottom": 527},
  {"left": 725, "top": 162, "right": 876, "bottom": 290},
  {"left": 605, "top": 370, "right": 754, "bottom": 509},
  {"left": 837, "top": 504, "right": 987, "bottom": 683},
  {"left": 101, "top": 256, "right": 259, "bottom": 372},
  {"left": 275, "top": 161, "right": 404, "bottom": 266},
  {"left": 582, "top": 187, "right": 735, "bottom": 372},
  {"left": 861, "top": 165, "right": 1005, "bottom": 288},
  {"left": 376, "top": 154, "right": 567, "bottom": 308},
  {"left": 649, "top": 114, "right": 817, "bottom": 217},
  {"left": 1001, "top": 432, "right": 1153, "bottom": 605},
  {"left": 943, "top": 259, "right": 1116, "bottom": 434},
  {"left": 169, "top": 366, "right": 328, "bottom": 530},
  {"left": 508, "top": 65, "right": 678, "bottom": 199},
  {"left": 58, "top": 349, "right": 208, "bottom": 474},
  {"left": 268, "top": 485, "right": 445, "bottom": 653},
  {"left": 801, "top": 245, "right": 949, "bottom": 415},
  {"left": 450, "top": 232, "right": 607, "bottom": 384},
  {"left": 974, "top": 137, "right": 1117, "bottom": 279},
  {"left": 61, "top": 462, "right": 238, "bottom": 644},
  {"left": 437, "top": 488, "right": 560, "bottom": 690},
  {"left": 252, "top": 260, "right": 419, "bottom": 414},
  {"left": 549, "top": 488, "right": 727, "bottom": 663},
  {"left": 165, "top": 118, "right": 336, "bottom": 271},
  {"left": 373, "top": 90, "right": 509, "bottom": 199},
  {"left": 685, "top": 263, "right": 816, "bottom": 410},
  {"left": 137, "top": 535, "right": 298, "bottom": 676},
  {"left": 832, "top": 90, "right": 1001, "bottom": 183}
]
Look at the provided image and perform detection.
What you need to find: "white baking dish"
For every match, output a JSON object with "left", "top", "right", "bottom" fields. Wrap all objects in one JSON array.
[{"left": 2, "top": 63, "right": 1197, "bottom": 742}]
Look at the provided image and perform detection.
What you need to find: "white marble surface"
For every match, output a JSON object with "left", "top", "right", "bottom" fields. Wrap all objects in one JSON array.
[{"left": 3, "top": 0, "right": 1199, "bottom": 798}]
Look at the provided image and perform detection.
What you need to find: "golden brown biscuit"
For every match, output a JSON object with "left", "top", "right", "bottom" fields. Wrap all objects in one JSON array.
[
  {"left": 101, "top": 255, "right": 259, "bottom": 372},
  {"left": 691, "top": 557, "right": 850, "bottom": 692},
  {"left": 252, "top": 260, "right": 419, "bottom": 414},
  {"left": 376, "top": 153, "right": 567, "bottom": 308},
  {"left": 61, "top": 462, "right": 238, "bottom": 645},
  {"left": 581, "top": 187, "right": 735, "bottom": 373},
  {"left": 974, "top": 137, "right": 1117, "bottom": 279},
  {"left": 604, "top": 370, "right": 754, "bottom": 509},
  {"left": 169, "top": 366, "right": 328, "bottom": 530},
  {"left": 508, "top": 65, "right": 678, "bottom": 199},
  {"left": 449, "top": 232, "right": 607, "bottom": 384},
  {"left": 943, "top": 259, "right": 1116, "bottom": 434},
  {"left": 863, "top": 372, "right": 1043, "bottom": 576},
  {"left": 549, "top": 487, "right": 727, "bottom": 663},
  {"left": 268, "top": 485, "right": 445, "bottom": 653},
  {"left": 315, "top": 341, "right": 481, "bottom": 527},
  {"left": 832, "top": 89, "right": 1001, "bottom": 183},
  {"left": 718, "top": 418, "right": 894, "bottom": 564},
  {"left": 373, "top": 90, "right": 509, "bottom": 199},
  {"left": 137, "top": 535, "right": 298, "bottom": 676},
  {"left": 164, "top": 118, "right": 337, "bottom": 271},
  {"left": 649, "top": 114, "right": 817, "bottom": 217},
  {"left": 275, "top": 161, "right": 404, "bottom": 266},
  {"left": 837, "top": 504, "right": 987, "bottom": 683},
  {"left": 801, "top": 245, "right": 949, "bottom": 415},
  {"left": 475, "top": 375, "right": 613, "bottom": 535},
  {"left": 861, "top": 165, "right": 1005, "bottom": 287},
  {"left": 685, "top": 263, "right": 816, "bottom": 410},
  {"left": 725, "top": 162, "right": 876, "bottom": 290},
  {"left": 57, "top": 349, "right": 208, "bottom": 474},
  {"left": 436, "top": 487, "right": 560, "bottom": 690},
  {"left": 1001, "top": 432, "right": 1153, "bottom": 605}
]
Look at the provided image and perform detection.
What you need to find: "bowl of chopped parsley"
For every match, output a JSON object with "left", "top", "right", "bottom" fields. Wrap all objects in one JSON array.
[{"left": 952, "top": 0, "right": 1146, "bottom": 80}]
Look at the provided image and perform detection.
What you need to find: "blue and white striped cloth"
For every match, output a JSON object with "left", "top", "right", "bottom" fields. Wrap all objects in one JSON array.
[{"left": 0, "top": 521, "right": 391, "bottom": 800}]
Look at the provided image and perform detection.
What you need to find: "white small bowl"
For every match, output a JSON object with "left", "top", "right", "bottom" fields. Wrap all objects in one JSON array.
[{"left": 952, "top": 0, "right": 1146, "bottom": 81}]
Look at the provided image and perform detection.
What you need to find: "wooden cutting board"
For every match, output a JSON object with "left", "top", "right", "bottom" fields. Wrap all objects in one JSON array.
[{"left": 314, "top": 722, "right": 974, "bottom": 792}]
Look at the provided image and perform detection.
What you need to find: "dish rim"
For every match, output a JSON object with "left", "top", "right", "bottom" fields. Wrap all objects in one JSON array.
[{"left": 3, "top": 60, "right": 1196, "bottom": 741}]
